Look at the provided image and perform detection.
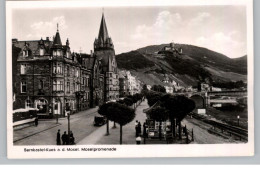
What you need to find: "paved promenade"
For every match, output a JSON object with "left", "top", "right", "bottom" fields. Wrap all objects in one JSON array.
[{"left": 78, "top": 100, "right": 148, "bottom": 145}]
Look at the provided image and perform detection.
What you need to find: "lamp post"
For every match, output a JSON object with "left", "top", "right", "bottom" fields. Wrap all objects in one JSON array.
[
  {"left": 66, "top": 105, "right": 71, "bottom": 145},
  {"left": 237, "top": 115, "right": 240, "bottom": 126}
]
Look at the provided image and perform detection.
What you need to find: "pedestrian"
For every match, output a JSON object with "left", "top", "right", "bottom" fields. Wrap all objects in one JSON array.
[
  {"left": 56, "top": 129, "right": 61, "bottom": 145},
  {"left": 135, "top": 120, "right": 139, "bottom": 137},
  {"left": 143, "top": 122, "right": 147, "bottom": 137},
  {"left": 135, "top": 120, "right": 138, "bottom": 127},
  {"left": 137, "top": 122, "right": 142, "bottom": 136},
  {"left": 34, "top": 117, "right": 38, "bottom": 127},
  {"left": 62, "top": 131, "right": 67, "bottom": 145},
  {"left": 70, "top": 131, "right": 75, "bottom": 144},
  {"left": 136, "top": 135, "right": 142, "bottom": 145}
]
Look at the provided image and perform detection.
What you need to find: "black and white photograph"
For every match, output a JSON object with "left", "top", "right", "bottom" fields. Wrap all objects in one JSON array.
[{"left": 6, "top": 0, "right": 254, "bottom": 158}]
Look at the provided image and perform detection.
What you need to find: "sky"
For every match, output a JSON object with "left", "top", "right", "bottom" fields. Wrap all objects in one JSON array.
[{"left": 12, "top": 6, "right": 247, "bottom": 58}]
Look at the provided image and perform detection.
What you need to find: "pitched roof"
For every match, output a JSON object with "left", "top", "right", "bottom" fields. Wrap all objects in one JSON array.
[
  {"left": 85, "top": 57, "right": 95, "bottom": 70},
  {"left": 53, "top": 31, "right": 62, "bottom": 47},
  {"left": 98, "top": 13, "right": 109, "bottom": 44}
]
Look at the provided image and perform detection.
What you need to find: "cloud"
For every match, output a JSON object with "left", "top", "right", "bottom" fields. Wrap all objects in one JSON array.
[
  {"left": 195, "top": 31, "right": 246, "bottom": 58},
  {"left": 188, "top": 12, "right": 211, "bottom": 26},
  {"left": 26, "top": 16, "right": 68, "bottom": 39},
  {"left": 131, "top": 11, "right": 182, "bottom": 43},
  {"left": 128, "top": 11, "right": 246, "bottom": 57}
]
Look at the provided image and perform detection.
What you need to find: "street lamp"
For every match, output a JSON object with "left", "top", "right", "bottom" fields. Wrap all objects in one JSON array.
[
  {"left": 237, "top": 115, "right": 240, "bottom": 126},
  {"left": 66, "top": 105, "right": 71, "bottom": 145}
]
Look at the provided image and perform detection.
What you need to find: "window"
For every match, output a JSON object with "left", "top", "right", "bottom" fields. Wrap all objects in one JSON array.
[
  {"left": 76, "top": 83, "right": 79, "bottom": 91},
  {"left": 25, "top": 99, "right": 32, "bottom": 109},
  {"left": 66, "top": 82, "right": 70, "bottom": 93},
  {"left": 39, "top": 80, "right": 44, "bottom": 90},
  {"left": 40, "top": 49, "right": 44, "bottom": 56},
  {"left": 72, "top": 68, "right": 75, "bottom": 77},
  {"left": 35, "top": 98, "right": 48, "bottom": 114},
  {"left": 75, "top": 69, "right": 79, "bottom": 77},
  {"left": 23, "top": 50, "right": 28, "bottom": 57},
  {"left": 86, "top": 77, "right": 89, "bottom": 87},
  {"left": 57, "top": 81, "right": 63, "bottom": 91},
  {"left": 53, "top": 80, "right": 57, "bottom": 91},
  {"left": 73, "top": 82, "right": 75, "bottom": 92},
  {"left": 53, "top": 63, "right": 62, "bottom": 74},
  {"left": 21, "top": 81, "right": 27, "bottom": 93},
  {"left": 53, "top": 80, "right": 63, "bottom": 91},
  {"left": 66, "top": 52, "right": 69, "bottom": 58},
  {"left": 53, "top": 51, "right": 57, "bottom": 56},
  {"left": 67, "top": 65, "right": 70, "bottom": 76},
  {"left": 86, "top": 92, "right": 89, "bottom": 100},
  {"left": 21, "top": 64, "right": 27, "bottom": 74},
  {"left": 57, "top": 50, "right": 61, "bottom": 56}
]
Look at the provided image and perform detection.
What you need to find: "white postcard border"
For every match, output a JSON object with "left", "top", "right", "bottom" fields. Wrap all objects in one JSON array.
[{"left": 6, "top": 0, "right": 254, "bottom": 159}]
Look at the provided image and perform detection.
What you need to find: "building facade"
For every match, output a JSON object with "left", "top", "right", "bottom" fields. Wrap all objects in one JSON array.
[{"left": 12, "top": 13, "right": 118, "bottom": 118}]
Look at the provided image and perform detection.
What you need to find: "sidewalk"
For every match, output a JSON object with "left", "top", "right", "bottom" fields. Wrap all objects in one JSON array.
[
  {"left": 13, "top": 121, "right": 61, "bottom": 143},
  {"left": 13, "top": 107, "right": 98, "bottom": 143},
  {"left": 78, "top": 100, "right": 149, "bottom": 145}
]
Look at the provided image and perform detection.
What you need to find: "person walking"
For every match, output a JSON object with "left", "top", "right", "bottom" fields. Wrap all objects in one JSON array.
[
  {"left": 137, "top": 122, "right": 142, "bottom": 136},
  {"left": 135, "top": 120, "right": 139, "bottom": 137},
  {"left": 34, "top": 117, "right": 38, "bottom": 127},
  {"left": 70, "top": 131, "right": 75, "bottom": 145},
  {"left": 143, "top": 122, "right": 147, "bottom": 137},
  {"left": 62, "top": 131, "right": 67, "bottom": 145},
  {"left": 56, "top": 129, "right": 61, "bottom": 145}
]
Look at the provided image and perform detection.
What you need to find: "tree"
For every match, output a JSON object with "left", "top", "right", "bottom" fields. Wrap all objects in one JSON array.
[
  {"left": 160, "top": 95, "right": 195, "bottom": 139},
  {"left": 107, "top": 103, "right": 136, "bottom": 144},
  {"left": 98, "top": 102, "right": 116, "bottom": 135},
  {"left": 132, "top": 94, "right": 140, "bottom": 108},
  {"left": 146, "top": 92, "right": 162, "bottom": 107},
  {"left": 123, "top": 97, "right": 133, "bottom": 107},
  {"left": 151, "top": 85, "right": 166, "bottom": 93},
  {"left": 148, "top": 106, "right": 169, "bottom": 140}
]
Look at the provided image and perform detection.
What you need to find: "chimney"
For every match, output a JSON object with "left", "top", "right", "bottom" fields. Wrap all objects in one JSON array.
[
  {"left": 12, "top": 39, "right": 18, "bottom": 44},
  {"left": 90, "top": 50, "right": 93, "bottom": 57},
  {"left": 46, "top": 37, "right": 49, "bottom": 41}
]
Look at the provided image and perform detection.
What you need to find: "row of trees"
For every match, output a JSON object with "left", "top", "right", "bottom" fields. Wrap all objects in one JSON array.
[
  {"left": 98, "top": 93, "right": 144, "bottom": 144},
  {"left": 145, "top": 91, "right": 195, "bottom": 140}
]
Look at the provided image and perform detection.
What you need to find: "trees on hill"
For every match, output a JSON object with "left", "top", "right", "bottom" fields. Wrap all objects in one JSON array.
[{"left": 151, "top": 85, "right": 166, "bottom": 93}]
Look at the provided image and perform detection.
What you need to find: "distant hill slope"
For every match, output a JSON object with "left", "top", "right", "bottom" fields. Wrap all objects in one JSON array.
[{"left": 116, "top": 43, "right": 247, "bottom": 87}]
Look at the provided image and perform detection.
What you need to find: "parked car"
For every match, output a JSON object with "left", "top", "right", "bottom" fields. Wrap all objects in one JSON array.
[{"left": 94, "top": 116, "right": 107, "bottom": 126}]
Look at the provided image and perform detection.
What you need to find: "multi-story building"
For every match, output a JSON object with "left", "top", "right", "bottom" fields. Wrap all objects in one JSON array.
[
  {"left": 12, "top": 13, "right": 118, "bottom": 118},
  {"left": 164, "top": 86, "right": 174, "bottom": 94},
  {"left": 119, "top": 71, "right": 128, "bottom": 97},
  {"left": 118, "top": 70, "right": 142, "bottom": 96}
]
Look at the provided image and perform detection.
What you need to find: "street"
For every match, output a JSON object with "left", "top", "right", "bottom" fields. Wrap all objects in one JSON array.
[
  {"left": 14, "top": 99, "right": 238, "bottom": 145},
  {"left": 14, "top": 107, "right": 100, "bottom": 145}
]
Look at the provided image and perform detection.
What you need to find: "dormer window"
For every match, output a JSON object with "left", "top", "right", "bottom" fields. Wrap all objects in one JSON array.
[
  {"left": 40, "top": 49, "right": 44, "bottom": 56},
  {"left": 57, "top": 50, "right": 61, "bottom": 56},
  {"left": 23, "top": 50, "right": 28, "bottom": 57}
]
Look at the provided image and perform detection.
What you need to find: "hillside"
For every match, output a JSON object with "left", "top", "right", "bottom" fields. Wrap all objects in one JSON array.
[{"left": 116, "top": 43, "right": 247, "bottom": 87}]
